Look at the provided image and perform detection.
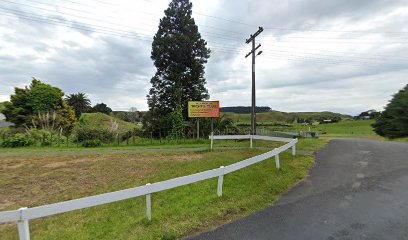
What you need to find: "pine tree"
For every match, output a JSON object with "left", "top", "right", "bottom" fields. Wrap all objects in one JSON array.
[
  {"left": 373, "top": 84, "right": 408, "bottom": 138},
  {"left": 147, "top": 0, "right": 210, "bottom": 134}
]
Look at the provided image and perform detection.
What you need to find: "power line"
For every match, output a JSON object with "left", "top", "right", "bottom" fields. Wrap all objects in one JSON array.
[
  {"left": 65, "top": 0, "right": 408, "bottom": 35},
  {"left": 1, "top": 1, "right": 407, "bottom": 68},
  {"left": 0, "top": 9, "right": 154, "bottom": 42},
  {"left": 5, "top": 0, "right": 408, "bottom": 45}
]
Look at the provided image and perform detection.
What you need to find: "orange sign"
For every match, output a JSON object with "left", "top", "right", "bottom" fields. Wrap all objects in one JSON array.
[{"left": 188, "top": 101, "right": 220, "bottom": 118}]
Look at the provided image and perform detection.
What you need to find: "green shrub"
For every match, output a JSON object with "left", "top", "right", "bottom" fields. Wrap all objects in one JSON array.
[
  {"left": 81, "top": 139, "right": 102, "bottom": 147},
  {"left": 121, "top": 130, "right": 133, "bottom": 141},
  {"left": 29, "top": 129, "right": 56, "bottom": 146},
  {"left": 76, "top": 127, "right": 114, "bottom": 143},
  {"left": 1, "top": 133, "right": 34, "bottom": 147}
]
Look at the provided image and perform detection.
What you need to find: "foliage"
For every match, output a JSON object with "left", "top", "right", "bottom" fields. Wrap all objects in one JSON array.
[
  {"left": 373, "top": 84, "right": 408, "bottom": 138},
  {"left": 168, "top": 105, "right": 185, "bottom": 139},
  {"left": 27, "top": 80, "right": 63, "bottom": 114},
  {"left": 0, "top": 101, "right": 5, "bottom": 112},
  {"left": 28, "top": 129, "right": 55, "bottom": 146},
  {"left": 1, "top": 78, "right": 76, "bottom": 133},
  {"left": 55, "top": 101, "right": 77, "bottom": 135},
  {"left": 1, "top": 133, "right": 34, "bottom": 147},
  {"left": 91, "top": 103, "right": 112, "bottom": 115},
  {"left": 1, "top": 84, "right": 31, "bottom": 126},
  {"left": 65, "top": 92, "right": 91, "bottom": 118},
  {"left": 81, "top": 139, "right": 102, "bottom": 148},
  {"left": 355, "top": 109, "right": 380, "bottom": 120},
  {"left": 147, "top": 0, "right": 210, "bottom": 132},
  {"left": 75, "top": 126, "right": 115, "bottom": 143}
]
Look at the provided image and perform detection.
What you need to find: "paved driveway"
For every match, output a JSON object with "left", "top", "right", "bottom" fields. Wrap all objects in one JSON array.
[{"left": 189, "top": 139, "right": 408, "bottom": 240}]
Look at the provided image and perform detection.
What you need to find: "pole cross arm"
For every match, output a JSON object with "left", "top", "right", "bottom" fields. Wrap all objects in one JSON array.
[
  {"left": 245, "top": 44, "right": 261, "bottom": 58},
  {"left": 245, "top": 27, "right": 264, "bottom": 44}
]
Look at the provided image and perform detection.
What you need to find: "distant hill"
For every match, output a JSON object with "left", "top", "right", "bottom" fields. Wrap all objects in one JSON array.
[
  {"left": 79, "top": 113, "right": 139, "bottom": 132},
  {"left": 220, "top": 106, "right": 272, "bottom": 114},
  {"left": 222, "top": 108, "right": 353, "bottom": 124}
]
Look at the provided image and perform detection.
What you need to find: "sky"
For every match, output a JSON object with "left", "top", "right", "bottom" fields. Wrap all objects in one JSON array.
[{"left": 0, "top": 0, "right": 407, "bottom": 115}]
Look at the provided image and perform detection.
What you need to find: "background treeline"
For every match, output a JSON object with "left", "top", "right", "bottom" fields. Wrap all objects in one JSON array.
[{"left": 220, "top": 106, "right": 272, "bottom": 114}]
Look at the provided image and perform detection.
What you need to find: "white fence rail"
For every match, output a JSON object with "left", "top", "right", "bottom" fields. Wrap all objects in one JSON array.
[{"left": 0, "top": 135, "right": 298, "bottom": 240}]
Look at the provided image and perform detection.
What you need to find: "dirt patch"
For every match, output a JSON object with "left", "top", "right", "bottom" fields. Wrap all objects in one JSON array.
[
  {"left": 169, "top": 154, "right": 203, "bottom": 162},
  {"left": 3, "top": 163, "right": 24, "bottom": 169},
  {"left": 0, "top": 151, "right": 205, "bottom": 211},
  {"left": 43, "top": 162, "right": 67, "bottom": 168}
]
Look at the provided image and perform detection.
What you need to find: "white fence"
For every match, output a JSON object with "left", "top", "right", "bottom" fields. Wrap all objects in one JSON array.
[{"left": 0, "top": 135, "right": 298, "bottom": 240}]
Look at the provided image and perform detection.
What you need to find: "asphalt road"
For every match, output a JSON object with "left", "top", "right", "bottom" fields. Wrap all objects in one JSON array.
[{"left": 188, "top": 139, "right": 408, "bottom": 240}]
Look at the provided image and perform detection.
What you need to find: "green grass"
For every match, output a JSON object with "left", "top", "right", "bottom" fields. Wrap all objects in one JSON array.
[
  {"left": 223, "top": 111, "right": 352, "bottom": 124},
  {"left": 0, "top": 139, "right": 275, "bottom": 153},
  {"left": 261, "top": 120, "right": 408, "bottom": 142},
  {"left": 0, "top": 138, "right": 327, "bottom": 240},
  {"left": 310, "top": 120, "right": 381, "bottom": 139},
  {"left": 79, "top": 113, "right": 140, "bottom": 132}
]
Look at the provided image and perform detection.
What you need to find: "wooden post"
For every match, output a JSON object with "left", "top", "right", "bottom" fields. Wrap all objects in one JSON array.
[
  {"left": 197, "top": 119, "right": 200, "bottom": 139},
  {"left": 210, "top": 118, "right": 214, "bottom": 149}
]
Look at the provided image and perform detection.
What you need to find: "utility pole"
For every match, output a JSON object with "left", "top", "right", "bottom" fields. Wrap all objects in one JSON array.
[{"left": 245, "top": 26, "right": 263, "bottom": 135}]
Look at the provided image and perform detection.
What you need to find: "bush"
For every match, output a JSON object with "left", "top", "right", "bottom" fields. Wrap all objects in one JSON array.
[
  {"left": 76, "top": 127, "right": 115, "bottom": 143},
  {"left": 29, "top": 129, "right": 54, "bottom": 146},
  {"left": 373, "top": 84, "right": 408, "bottom": 138},
  {"left": 1, "top": 133, "right": 34, "bottom": 147},
  {"left": 81, "top": 139, "right": 102, "bottom": 147}
]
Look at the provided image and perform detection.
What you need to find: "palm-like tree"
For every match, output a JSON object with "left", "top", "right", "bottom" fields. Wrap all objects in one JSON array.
[{"left": 65, "top": 92, "right": 91, "bottom": 118}]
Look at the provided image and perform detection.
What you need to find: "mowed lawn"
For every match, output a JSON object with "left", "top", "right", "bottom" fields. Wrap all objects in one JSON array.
[{"left": 0, "top": 139, "right": 327, "bottom": 240}]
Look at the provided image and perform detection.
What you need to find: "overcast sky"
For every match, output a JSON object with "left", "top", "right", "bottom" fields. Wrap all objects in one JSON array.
[{"left": 0, "top": 0, "right": 407, "bottom": 115}]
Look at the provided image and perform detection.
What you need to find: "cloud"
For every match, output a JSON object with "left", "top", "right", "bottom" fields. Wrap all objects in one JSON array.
[{"left": 0, "top": 0, "right": 407, "bottom": 116}]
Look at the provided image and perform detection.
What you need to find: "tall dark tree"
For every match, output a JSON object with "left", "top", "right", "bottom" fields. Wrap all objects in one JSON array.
[
  {"left": 373, "top": 84, "right": 408, "bottom": 138},
  {"left": 146, "top": 0, "right": 210, "bottom": 133},
  {"left": 65, "top": 92, "right": 91, "bottom": 118},
  {"left": 91, "top": 103, "right": 112, "bottom": 115}
]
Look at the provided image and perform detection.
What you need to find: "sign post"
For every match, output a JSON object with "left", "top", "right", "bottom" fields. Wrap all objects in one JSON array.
[{"left": 188, "top": 101, "right": 220, "bottom": 148}]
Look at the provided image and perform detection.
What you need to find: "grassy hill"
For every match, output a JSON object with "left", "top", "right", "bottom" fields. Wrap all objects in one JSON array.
[
  {"left": 222, "top": 111, "right": 353, "bottom": 124},
  {"left": 79, "top": 113, "right": 139, "bottom": 132}
]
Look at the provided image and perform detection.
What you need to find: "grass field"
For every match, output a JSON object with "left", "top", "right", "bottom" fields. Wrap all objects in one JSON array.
[
  {"left": 0, "top": 138, "right": 277, "bottom": 153},
  {"left": 0, "top": 138, "right": 327, "bottom": 240},
  {"left": 258, "top": 119, "right": 406, "bottom": 142}
]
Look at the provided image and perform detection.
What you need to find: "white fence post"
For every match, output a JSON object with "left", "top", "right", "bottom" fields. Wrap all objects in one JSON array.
[
  {"left": 17, "top": 207, "right": 30, "bottom": 240},
  {"left": 292, "top": 144, "right": 296, "bottom": 156},
  {"left": 217, "top": 166, "right": 225, "bottom": 197},
  {"left": 145, "top": 183, "right": 151, "bottom": 220},
  {"left": 250, "top": 135, "right": 253, "bottom": 149},
  {"left": 275, "top": 154, "right": 280, "bottom": 170}
]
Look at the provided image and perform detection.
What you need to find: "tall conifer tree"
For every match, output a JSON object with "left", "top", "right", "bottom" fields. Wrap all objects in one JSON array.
[{"left": 147, "top": 0, "right": 210, "bottom": 133}]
